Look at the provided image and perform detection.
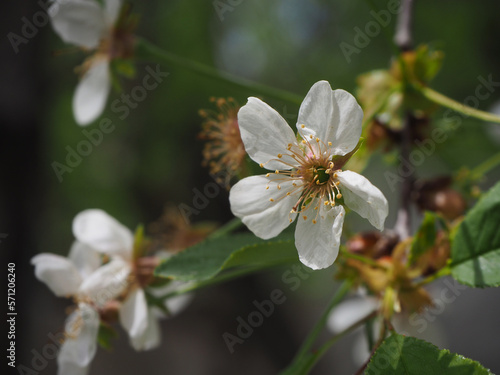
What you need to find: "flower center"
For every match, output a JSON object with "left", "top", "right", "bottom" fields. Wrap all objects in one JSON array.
[
  {"left": 313, "top": 166, "right": 330, "bottom": 185},
  {"left": 261, "top": 134, "right": 344, "bottom": 223}
]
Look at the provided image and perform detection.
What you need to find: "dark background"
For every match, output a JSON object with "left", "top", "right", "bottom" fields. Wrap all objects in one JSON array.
[{"left": 2, "top": 0, "right": 500, "bottom": 374}]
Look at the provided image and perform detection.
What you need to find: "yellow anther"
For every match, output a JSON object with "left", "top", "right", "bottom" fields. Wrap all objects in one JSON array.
[
  {"left": 301, "top": 124, "right": 305, "bottom": 129},
  {"left": 269, "top": 198, "right": 274, "bottom": 202},
  {"left": 266, "top": 173, "right": 270, "bottom": 177},
  {"left": 302, "top": 140, "right": 306, "bottom": 144},
  {"left": 277, "top": 184, "right": 281, "bottom": 190},
  {"left": 336, "top": 181, "right": 340, "bottom": 186},
  {"left": 336, "top": 193, "right": 342, "bottom": 199},
  {"left": 278, "top": 154, "right": 283, "bottom": 158},
  {"left": 316, "top": 180, "right": 320, "bottom": 185},
  {"left": 275, "top": 170, "right": 280, "bottom": 174},
  {"left": 286, "top": 192, "right": 291, "bottom": 196},
  {"left": 266, "top": 186, "right": 269, "bottom": 190},
  {"left": 289, "top": 219, "right": 293, "bottom": 223},
  {"left": 312, "top": 220, "right": 317, "bottom": 224},
  {"left": 334, "top": 173, "right": 338, "bottom": 178},
  {"left": 316, "top": 137, "right": 320, "bottom": 142},
  {"left": 314, "top": 206, "right": 318, "bottom": 210},
  {"left": 324, "top": 201, "right": 329, "bottom": 205},
  {"left": 259, "top": 163, "right": 264, "bottom": 168},
  {"left": 303, "top": 216, "right": 308, "bottom": 220},
  {"left": 328, "top": 142, "right": 332, "bottom": 146},
  {"left": 309, "top": 135, "right": 313, "bottom": 139}
]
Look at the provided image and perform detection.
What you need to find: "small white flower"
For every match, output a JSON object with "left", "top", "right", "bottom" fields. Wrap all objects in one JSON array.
[
  {"left": 32, "top": 240, "right": 129, "bottom": 375},
  {"left": 229, "top": 81, "right": 389, "bottom": 270},
  {"left": 73, "top": 209, "right": 190, "bottom": 351},
  {"left": 49, "top": 0, "right": 129, "bottom": 125}
]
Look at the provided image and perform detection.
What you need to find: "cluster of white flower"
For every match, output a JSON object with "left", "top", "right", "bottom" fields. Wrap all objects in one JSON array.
[{"left": 31, "top": 210, "right": 189, "bottom": 375}]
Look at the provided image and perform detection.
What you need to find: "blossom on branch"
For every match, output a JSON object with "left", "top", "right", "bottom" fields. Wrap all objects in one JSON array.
[
  {"left": 49, "top": 0, "right": 136, "bottom": 125},
  {"left": 229, "top": 81, "right": 389, "bottom": 270}
]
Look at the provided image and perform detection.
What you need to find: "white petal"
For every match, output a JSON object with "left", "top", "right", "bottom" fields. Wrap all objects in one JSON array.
[
  {"left": 79, "top": 258, "right": 130, "bottom": 307},
  {"left": 337, "top": 171, "right": 389, "bottom": 231},
  {"left": 327, "top": 297, "right": 379, "bottom": 333},
  {"left": 49, "top": 0, "right": 106, "bottom": 49},
  {"left": 73, "top": 59, "right": 111, "bottom": 126},
  {"left": 148, "top": 281, "right": 193, "bottom": 316},
  {"left": 72, "top": 209, "right": 133, "bottom": 258},
  {"left": 238, "top": 97, "right": 299, "bottom": 170},
  {"left": 329, "top": 89, "right": 363, "bottom": 155},
  {"left": 294, "top": 205, "right": 345, "bottom": 270},
  {"left": 119, "top": 288, "right": 148, "bottom": 341},
  {"left": 229, "top": 174, "right": 298, "bottom": 239},
  {"left": 104, "top": 0, "right": 122, "bottom": 25},
  {"left": 129, "top": 308, "right": 161, "bottom": 351},
  {"left": 68, "top": 241, "right": 102, "bottom": 279},
  {"left": 297, "top": 81, "right": 362, "bottom": 156},
  {"left": 58, "top": 304, "right": 100, "bottom": 369},
  {"left": 297, "top": 81, "right": 334, "bottom": 141},
  {"left": 31, "top": 254, "right": 82, "bottom": 297}
]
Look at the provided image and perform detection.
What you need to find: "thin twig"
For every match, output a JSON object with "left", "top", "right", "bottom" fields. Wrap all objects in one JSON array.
[{"left": 394, "top": 0, "right": 414, "bottom": 51}]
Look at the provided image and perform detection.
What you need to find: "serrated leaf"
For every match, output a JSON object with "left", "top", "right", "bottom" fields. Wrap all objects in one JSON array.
[
  {"left": 409, "top": 211, "right": 437, "bottom": 264},
  {"left": 366, "top": 334, "right": 492, "bottom": 375},
  {"left": 154, "top": 233, "right": 298, "bottom": 282},
  {"left": 450, "top": 181, "right": 500, "bottom": 287}
]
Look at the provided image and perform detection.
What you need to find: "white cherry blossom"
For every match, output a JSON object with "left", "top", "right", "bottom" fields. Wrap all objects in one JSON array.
[
  {"left": 229, "top": 80, "right": 389, "bottom": 270},
  {"left": 31, "top": 240, "right": 129, "bottom": 375},
  {"left": 49, "top": 0, "right": 130, "bottom": 125}
]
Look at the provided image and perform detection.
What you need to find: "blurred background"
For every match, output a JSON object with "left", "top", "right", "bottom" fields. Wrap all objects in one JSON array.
[{"left": 2, "top": 0, "right": 500, "bottom": 374}]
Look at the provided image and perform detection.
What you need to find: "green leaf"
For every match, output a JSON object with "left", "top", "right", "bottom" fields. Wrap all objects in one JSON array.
[
  {"left": 450, "top": 181, "right": 500, "bottom": 287},
  {"left": 366, "top": 334, "right": 492, "bottom": 375},
  {"left": 409, "top": 211, "right": 437, "bottom": 265},
  {"left": 97, "top": 323, "right": 118, "bottom": 351},
  {"left": 154, "top": 233, "right": 298, "bottom": 282}
]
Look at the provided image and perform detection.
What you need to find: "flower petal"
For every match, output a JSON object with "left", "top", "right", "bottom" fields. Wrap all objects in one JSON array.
[
  {"left": 79, "top": 258, "right": 130, "bottom": 306},
  {"left": 294, "top": 204, "right": 345, "bottom": 270},
  {"left": 49, "top": 0, "right": 106, "bottom": 49},
  {"left": 229, "top": 174, "right": 298, "bottom": 239},
  {"left": 58, "top": 304, "right": 100, "bottom": 369},
  {"left": 72, "top": 209, "right": 133, "bottom": 258},
  {"left": 327, "top": 296, "right": 379, "bottom": 333},
  {"left": 238, "top": 97, "right": 299, "bottom": 170},
  {"left": 297, "top": 81, "right": 363, "bottom": 156},
  {"left": 148, "top": 280, "right": 193, "bottom": 316},
  {"left": 336, "top": 171, "right": 389, "bottom": 231},
  {"left": 119, "top": 288, "right": 148, "bottom": 342},
  {"left": 68, "top": 241, "right": 102, "bottom": 279},
  {"left": 31, "top": 254, "right": 82, "bottom": 297},
  {"left": 329, "top": 89, "right": 363, "bottom": 155},
  {"left": 129, "top": 308, "right": 161, "bottom": 351},
  {"left": 104, "top": 0, "right": 122, "bottom": 25},
  {"left": 297, "top": 80, "right": 334, "bottom": 142},
  {"left": 73, "top": 59, "right": 111, "bottom": 126}
]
